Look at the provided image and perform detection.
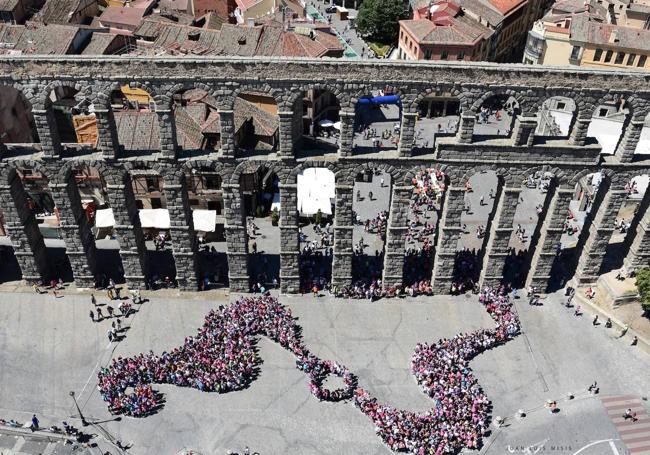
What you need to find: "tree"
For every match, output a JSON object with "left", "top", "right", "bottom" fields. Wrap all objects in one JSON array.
[
  {"left": 636, "top": 268, "right": 650, "bottom": 313},
  {"left": 355, "top": 0, "right": 406, "bottom": 44}
]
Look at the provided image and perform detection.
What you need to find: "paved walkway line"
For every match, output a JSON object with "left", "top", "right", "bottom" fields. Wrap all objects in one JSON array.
[{"left": 601, "top": 396, "right": 650, "bottom": 454}]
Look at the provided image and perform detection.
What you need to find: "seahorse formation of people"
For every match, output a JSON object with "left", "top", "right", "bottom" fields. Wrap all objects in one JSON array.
[{"left": 97, "top": 287, "right": 519, "bottom": 454}]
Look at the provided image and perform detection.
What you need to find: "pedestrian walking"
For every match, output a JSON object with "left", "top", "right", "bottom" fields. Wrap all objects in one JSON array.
[
  {"left": 368, "top": 190, "right": 373, "bottom": 200},
  {"left": 574, "top": 305, "right": 581, "bottom": 316},
  {"left": 479, "top": 196, "right": 484, "bottom": 206},
  {"left": 89, "top": 310, "right": 95, "bottom": 322},
  {"left": 116, "top": 318, "right": 121, "bottom": 331},
  {"left": 252, "top": 242, "right": 257, "bottom": 254},
  {"left": 632, "top": 336, "right": 638, "bottom": 346},
  {"left": 107, "top": 329, "right": 114, "bottom": 342},
  {"left": 107, "top": 305, "right": 114, "bottom": 317},
  {"left": 97, "top": 307, "right": 104, "bottom": 320},
  {"left": 107, "top": 288, "right": 114, "bottom": 300},
  {"left": 380, "top": 178, "right": 385, "bottom": 187},
  {"left": 32, "top": 283, "right": 41, "bottom": 294},
  {"left": 623, "top": 408, "right": 637, "bottom": 421},
  {"left": 114, "top": 287, "right": 121, "bottom": 300},
  {"left": 30, "top": 414, "right": 39, "bottom": 431},
  {"left": 91, "top": 293, "right": 96, "bottom": 306},
  {"left": 52, "top": 289, "right": 59, "bottom": 298},
  {"left": 592, "top": 315, "right": 599, "bottom": 326}
]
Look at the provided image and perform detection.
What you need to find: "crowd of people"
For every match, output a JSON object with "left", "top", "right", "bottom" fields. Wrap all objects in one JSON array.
[
  {"left": 354, "top": 285, "right": 520, "bottom": 453},
  {"left": 98, "top": 291, "right": 519, "bottom": 453},
  {"left": 97, "top": 296, "right": 357, "bottom": 416}
]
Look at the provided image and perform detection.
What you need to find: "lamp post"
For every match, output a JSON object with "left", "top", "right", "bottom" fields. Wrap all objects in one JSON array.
[{"left": 69, "top": 391, "right": 89, "bottom": 427}]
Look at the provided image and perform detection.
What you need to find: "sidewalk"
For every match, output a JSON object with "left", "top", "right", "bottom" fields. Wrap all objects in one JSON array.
[{"left": 574, "top": 288, "right": 650, "bottom": 355}]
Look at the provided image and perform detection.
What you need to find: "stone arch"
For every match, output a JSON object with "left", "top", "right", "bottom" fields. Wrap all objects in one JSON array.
[
  {"left": 122, "top": 81, "right": 160, "bottom": 111},
  {"left": 517, "top": 165, "right": 568, "bottom": 187},
  {"left": 402, "top": 163, "right": 452, "bottom": 185},
  {"left": 342, "top": 162, "right": 403, "bottom": 186},
  {"left": 226, "top": 83, "right": 284, "bottom": 111},
  {"left": 470, "top": 87, "right": 528, "bottom": 115},
  {"left": 53, "top": 159, "right": 112, "bottom": 184},
  {"left": 230, "top": 159, "right": 290, "bottom": 185},
  {"left": 459, "top": 164, "right": 510, "bottom": 185},
  {"left": 409, "top": 84, "right": 466, "bottom": 114},
  {"left": 6, "top": 159, "right": 51, "bottom": 181},
  {"left": 290, "top": 82, "right": 348, "bottom": 111},
  {"left": 38, "top": 80, "right": 92, "bottom": 110},
  {"left": 286, "top": 161, "right": 338, "bottom": 185}
]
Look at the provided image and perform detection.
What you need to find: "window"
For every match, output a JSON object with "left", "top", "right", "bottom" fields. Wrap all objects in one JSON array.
[
  {"left": 604, "top": 50, "right": 613, "bottom": 62},
  {"left": 570, "top": 45, "right": 581, "bottom": 60},
  {"left": 440, "top": 50, "right": 448, "bottom": 60},
  {"left": 557, "top": 102, "right": 566, "bottom": 110},
  {"left": 424, "top": 49, "right": 432, "bottom": 59},
  {"left": 150, "top": 198, "right": 162, "bottom": 209},
  {"left": 145, "top": 177, "right": 159, "bottom": 192},
  {"left": 627, "top": 53, "right": 636, "bottom": 66},
  {"left": 593, "top": 48, "right": 603, "bottom": 61},
  {"left": 638, "top": 55, "right": 647, "bottom": 67},
  {"left": 615, "top": 52, "right": 625, "bottom": 65},
  {"left": 457, "top": 51, "right": 465, "bottom": 60},
  {"left": 204, "top": 175, "right": 221, "bottom": 190},
  {"left": 598, "top": 108, "right": 609, "bottom": 117}
]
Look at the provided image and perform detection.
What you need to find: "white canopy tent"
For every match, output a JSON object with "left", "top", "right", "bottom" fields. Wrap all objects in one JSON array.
[
  {"left": 587, "top": 118, "right": 624, "bottom": 155},
  {"left": 96, "top": 208, "right": 218, "bottom": 232},
  {"left": 192, "top": 209, "right": 217, "bottom": 232},
  {"left": 95, "top": 208, "right": 116, "bottom": 228},
  {"left": 297, "top": 168, "right": 335, "bottom": 215},
  {"left": 139, "top": 209, "right": 171, "bottom": 229}
]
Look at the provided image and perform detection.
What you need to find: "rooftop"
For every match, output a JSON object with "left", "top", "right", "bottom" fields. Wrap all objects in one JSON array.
[
  {"left": 571, "top": 14, "right": 650, "bottom": 52},
  {"left": 0, "top": 23, "right": 79, "bottom": 54}
]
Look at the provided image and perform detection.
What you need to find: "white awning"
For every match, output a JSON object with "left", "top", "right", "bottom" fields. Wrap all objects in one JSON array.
[
  {"left": 587, "top": 118, "right": 623, "bottom": 155},
  {"left": 297, "top": 168, "right": 335, "bottom": 215},
  {"left": 318, "top": 119, "right": 334, "bottom": 128},
  {"left": 95, "top": 208, "right": 116, "bottom": 228},
  {"left": 333, "top": 121, "right": 341, "bottom": 130},
  {"left": 192, "top": 209, "right": 217, "bottom": 232},
  {"left": 139, "top": 209, "right": 171, "bottom": 229}
]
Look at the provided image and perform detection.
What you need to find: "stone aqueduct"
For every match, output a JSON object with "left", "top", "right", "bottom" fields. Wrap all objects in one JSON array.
[{"left": 0, "top": 56, "right": 649, "bottom": 294}]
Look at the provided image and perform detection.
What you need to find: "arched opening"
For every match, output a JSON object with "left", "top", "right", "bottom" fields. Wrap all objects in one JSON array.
[
  {"left": 234, "top": 92, "right": 279, "bottom": 156},
  {"left": 403, "top": 168, "right": 447, "bottom": 288},
  {"left": 600, "top": 174, "right": 650, "bottom": 275},
  {"left": 17, "top": 167, "right": 73, "bottom": 282},
  {"left": 48, "top": 86, "right": 96, "bottom": 148},
  {"left": 552, "top": 171, "right": 605, "bottom": 287},
  {"left": 535, "top": 97, "right": 576, "bottom": 139},
  {"left": 300, "top": 88, "right": 341, "bottom": 156},
  {"left": 413, "top": 92, "right": 461, "bottom": 153},
  {"left": 0, "top": 86, "right": 38, "bottom": 145},
  {"left": 503, "top": 170, "right": 554, "bottom": 288},
  {"left": 297, "top": 167, "right": 335, "bottom": 293},
  {"left": 112, "top": 87, "right": 160, "bottom": 157},
  {"left": 240, "top": 166, "right": 280, "bottom": 290},
  {"left": 587, "top": 100, "right": 629, "bottom": 155},
  {"left": 473, "top": 95, "right": 519, "bottom": 140},
  {"left": 129, "top": 168, "right": 175, "bottom": 286},
  {"left": 71, "top": 164, "right": 124, "bottom": 285},
  {"left": 351, "top": 169, "right": 391, "bottom": 293},
  {"left": 187, "top": 167, "right": 228, "bottom": 289},
  {"left": 454, "top": 170, "right": 499, "bottom": 293},
  {"left": 353, "top": 89, "right": 401, "bottom": 155},
  {"left": 172, "top": 89, "right": 221, "bottom": 154},
  {"left": 633, "top": 111, "right": 650, "bottom": 157}
]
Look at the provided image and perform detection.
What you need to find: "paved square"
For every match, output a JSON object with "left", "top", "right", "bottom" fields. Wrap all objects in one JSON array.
[{"left": 1, "top": 290, "right": 649, "bottom": 454}]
